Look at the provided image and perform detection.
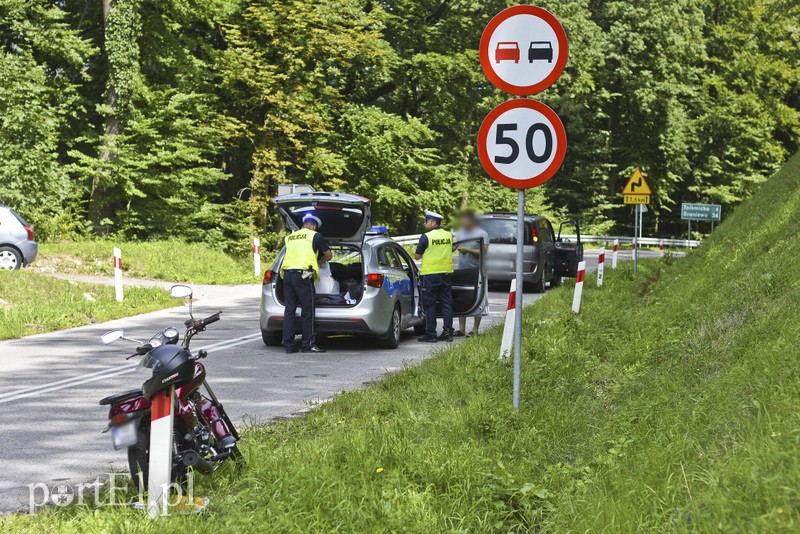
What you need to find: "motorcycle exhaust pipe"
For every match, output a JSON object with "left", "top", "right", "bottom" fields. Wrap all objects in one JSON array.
[{"left": 180, "top": 449, "right": 214, "bottom": 474}]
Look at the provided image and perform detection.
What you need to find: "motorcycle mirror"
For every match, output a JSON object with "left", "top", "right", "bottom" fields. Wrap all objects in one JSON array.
[
  {"left": 170, "top": 285, "right": 193, "bottom": 299},
  {"left": 101, "top": 330, "right": 124, "bottom": 345}
]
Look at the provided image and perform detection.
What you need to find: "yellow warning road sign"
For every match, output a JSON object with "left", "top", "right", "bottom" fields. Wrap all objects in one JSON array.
[{"left": 622, "top": 167, "right": 651, "bottom": 204}]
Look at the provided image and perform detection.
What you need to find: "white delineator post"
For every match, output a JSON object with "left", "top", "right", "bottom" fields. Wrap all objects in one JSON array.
[
  {"left": 572, "top": 261, "right": 586, "bottom": 314},
  {"left": 147, "top": 387, "right": 175, "bottom": 518},
  {"left": 596, "top": 247, "right": 605, "bottom": 288},
  {"left": 660, "top": 239, "right": 665, "bottom": 257},
  {"left": 253, "top": 237, "right": 261, "bottom": 278},
  {"left": 612, "top": 239, "right": 619, "bottom": 269},
  {"left": 113, "top": 247, "right": 123, "bottom": 302},
  {"left": 499, "top": 278, "right": 517, "bottom": 360}
]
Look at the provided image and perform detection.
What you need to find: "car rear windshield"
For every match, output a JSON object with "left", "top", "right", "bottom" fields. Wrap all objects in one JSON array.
[{"left": 479, "top": 218, "right": 532, "bottom": 245}]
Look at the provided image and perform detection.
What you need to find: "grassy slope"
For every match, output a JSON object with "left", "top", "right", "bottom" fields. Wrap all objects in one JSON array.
[
  {"left": 37, "top": 240, "right": 266, "bottom": 285},
  {"left": 0, "top": 271, "right": 174, "bottom": 340},
  {"left": 6, "top": 154, "right": 800, "bottom": 531}
]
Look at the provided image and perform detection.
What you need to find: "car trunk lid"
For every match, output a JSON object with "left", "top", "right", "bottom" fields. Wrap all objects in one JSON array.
[{"left": 273, "top": 192, "right": 371, "bottom": 245}]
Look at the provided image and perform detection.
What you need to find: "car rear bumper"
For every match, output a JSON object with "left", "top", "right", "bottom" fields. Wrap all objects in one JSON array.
[
  {"left": 18, "top": 241, "right": 37, "bottom": 264},
  {"left": 486, "top": 270, "right": 538, "bottom": 283},
  {"left": 260, "top": 285, "right": 395, "bottom": 337}
]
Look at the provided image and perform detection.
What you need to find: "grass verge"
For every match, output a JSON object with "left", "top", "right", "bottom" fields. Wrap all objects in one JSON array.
[
  {"left": 5, "top": 154, "right": 800, "bottom": 531},
  {"left": 37, "top": 239, "right": 269, "bottom": 285},
  {"left": 0, "top": 270, "right": 174, "bottom": 340}
]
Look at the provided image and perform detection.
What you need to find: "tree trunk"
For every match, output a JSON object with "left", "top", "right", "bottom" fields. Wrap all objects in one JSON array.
[{"left": 89, "top": 0, "right": 118, "bottom": 230}]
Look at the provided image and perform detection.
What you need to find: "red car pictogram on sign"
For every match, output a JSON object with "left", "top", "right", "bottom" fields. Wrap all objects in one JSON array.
[{"left": 495, "top": 42, "right": 520, "bottom": 63}]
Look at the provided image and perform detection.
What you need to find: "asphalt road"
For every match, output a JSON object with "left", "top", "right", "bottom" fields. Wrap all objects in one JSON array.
[{"left": 0, "top": 249, "right": 657, "bottom": 512}]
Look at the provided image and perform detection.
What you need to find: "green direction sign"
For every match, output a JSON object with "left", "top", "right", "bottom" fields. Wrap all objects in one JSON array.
[{"left": 681, "top": 203, "right": 721, "bottom": 221}]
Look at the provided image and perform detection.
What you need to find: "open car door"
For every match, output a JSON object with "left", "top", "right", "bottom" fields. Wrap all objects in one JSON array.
[
  {"left": 554, "top": 220, "right": 583, "bottom": 278},
  {"left": 435, "top": 237, "right": 487, "bottom": 317}
]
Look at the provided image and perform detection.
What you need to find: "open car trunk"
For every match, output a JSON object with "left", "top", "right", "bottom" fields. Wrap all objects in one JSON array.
[
  {"left": 275, "top": 245, "right": 365, "bottom": 307},
  {"left": 273, "top": 192, "right": 371, "bottom": 245}
]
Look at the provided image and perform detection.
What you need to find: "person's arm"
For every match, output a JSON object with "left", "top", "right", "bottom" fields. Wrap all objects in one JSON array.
[
  {"left": 414, "top": 234, "right": 428, "bottom": 261},
  {"left": 314, "top": 234, "right": 333, "bottom": 263}
]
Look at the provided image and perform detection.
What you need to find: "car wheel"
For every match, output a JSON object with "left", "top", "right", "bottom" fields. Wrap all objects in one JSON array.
[
  {"left": 261, "top": 329, "right": 282, "bottom": 346},
  {"left": 379, "top": 305, "right": 401, "bottom": 349},
  {"left": 0, "top": 247, "right": 22, "bottom": 270}
]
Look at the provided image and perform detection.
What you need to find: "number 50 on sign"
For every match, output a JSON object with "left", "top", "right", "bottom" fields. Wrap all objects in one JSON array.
[{"left": 477, "top": 99, "right": 566, "bottom": 189}]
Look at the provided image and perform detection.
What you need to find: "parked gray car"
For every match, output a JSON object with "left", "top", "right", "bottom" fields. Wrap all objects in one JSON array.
[
  {"left": 260, "top": 192, "right": 486, "bottom": 348},
  {"left": 478, "top": 213, "right": 582, "bottom": 292},
  {"left": 0, "top": 207, "right": 37, "bottom": 270}
]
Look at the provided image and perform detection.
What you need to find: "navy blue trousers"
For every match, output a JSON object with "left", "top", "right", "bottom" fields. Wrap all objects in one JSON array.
[
  {"left": 282, "top": 270, "right": 315, "bottom": 350},
  {"left": 422, "top": 273, "right": 453, "bottom": 337}
]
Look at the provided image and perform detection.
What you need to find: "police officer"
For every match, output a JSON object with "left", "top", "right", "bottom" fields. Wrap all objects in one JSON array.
[
  {"left": 281, "top": 212, "right": 332, "bottom": 354},
  {"left": 414, "top": 211, "right": 454, "bottom": 343}
]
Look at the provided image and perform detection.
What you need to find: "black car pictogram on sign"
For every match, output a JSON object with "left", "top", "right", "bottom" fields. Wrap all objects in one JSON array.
[{"left": 528, "top": 42, "right": 553, "bottom": 63}]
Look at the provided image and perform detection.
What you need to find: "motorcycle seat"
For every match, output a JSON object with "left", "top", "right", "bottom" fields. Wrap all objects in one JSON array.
[{"left": 99, "top": 388, "right": 144, "bottom": 406}]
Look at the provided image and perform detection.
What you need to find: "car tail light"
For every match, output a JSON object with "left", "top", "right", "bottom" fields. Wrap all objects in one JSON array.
[
  {"left": 24, "top": 226, "right": 34, "bottom": 241},
  {"left": 531, "top": 224, "right": 539, "bottom": 243},
  {"left": 263, "top": 270, "right": 275, "bottom": 285},
  {"left": 366, "top": 273, "right": 384, "bottom": 288}
]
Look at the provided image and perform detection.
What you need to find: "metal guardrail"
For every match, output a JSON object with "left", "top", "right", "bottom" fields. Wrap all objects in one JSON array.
[
  {"left": 560, "top": 235, "right": 700, "bottom": 248},
  {"left": 392, "top": 233, "right": 699, "bottom": 248}
]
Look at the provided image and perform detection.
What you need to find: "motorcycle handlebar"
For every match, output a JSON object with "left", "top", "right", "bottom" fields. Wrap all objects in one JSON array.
[
  {"left": 201, "top": 312, "right": 222, "bottom": 326},
  {"left": 184, "top": 311, "right": 223, "bottom": 331}
]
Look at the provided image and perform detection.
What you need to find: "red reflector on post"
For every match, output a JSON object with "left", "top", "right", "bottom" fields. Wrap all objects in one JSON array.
[{"left": 366, "top": 273, "right": 384, "bottom": 288}]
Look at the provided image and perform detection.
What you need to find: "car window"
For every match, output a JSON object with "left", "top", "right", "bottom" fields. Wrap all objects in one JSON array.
[
  {"left": 478, "top": 218, "right": 532, "bottom": 245},
  {"left": 453, "top": 238, "right": 483, "bottom": 270},
  {"left": 390, "top": 246, "right": 411, "bottom": 271},
  {"left": 377, "top": 245, "right": 401, "bottom": 269}
]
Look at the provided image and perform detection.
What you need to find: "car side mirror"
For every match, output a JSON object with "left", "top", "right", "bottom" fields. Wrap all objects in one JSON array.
[
  {"left": 170, "top": 285, "right": 193, "bottom": 299},
  {"left": 101, "top": 330, "right": 124, "bottom": 345}
]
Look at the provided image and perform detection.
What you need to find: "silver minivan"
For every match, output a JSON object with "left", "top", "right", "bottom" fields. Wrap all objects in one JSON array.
[
  {"left": 478, "top": 213, "right": 582, "bottom": 292},
  {"left": 0, "top": 207, "right": 38, "bottom": 270}
]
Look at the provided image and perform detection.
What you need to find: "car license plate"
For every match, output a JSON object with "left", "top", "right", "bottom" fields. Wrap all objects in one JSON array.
[{"left": 111, "top": 421, "right": 139, "bottom": 450}]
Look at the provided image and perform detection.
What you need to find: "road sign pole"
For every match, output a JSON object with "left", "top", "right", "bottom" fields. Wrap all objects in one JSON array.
[
  {"left": 513, "top": 189, "right": 524, "bottom": 410},
  {"left": 687, "top": 220, "right": 691, "bottom": 249},
  {"left": 633, "top": 205, "right": 638, "bottom": 274}
]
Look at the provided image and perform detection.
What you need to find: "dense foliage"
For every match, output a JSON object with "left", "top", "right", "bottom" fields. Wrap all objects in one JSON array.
[{"left": 0, "top": 0, "right": 798, "bottom": 248}]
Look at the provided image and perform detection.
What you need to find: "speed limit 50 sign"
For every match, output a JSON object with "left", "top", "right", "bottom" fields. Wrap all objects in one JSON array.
[{"left": 477, "top": 99, "right": 566, "bottom": 189}]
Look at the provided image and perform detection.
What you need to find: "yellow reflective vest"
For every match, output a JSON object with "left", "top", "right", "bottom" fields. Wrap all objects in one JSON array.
[
  {"left": 420, "top": 228, "right": 453, "bottom": 275},
  {"left": 282, "top": 228, "right": 320, "bottom": 280}
]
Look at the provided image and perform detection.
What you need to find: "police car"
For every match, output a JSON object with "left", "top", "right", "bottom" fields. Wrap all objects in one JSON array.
[{"left": 260, "top": 192, "right": 486, "bottom": 349}]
